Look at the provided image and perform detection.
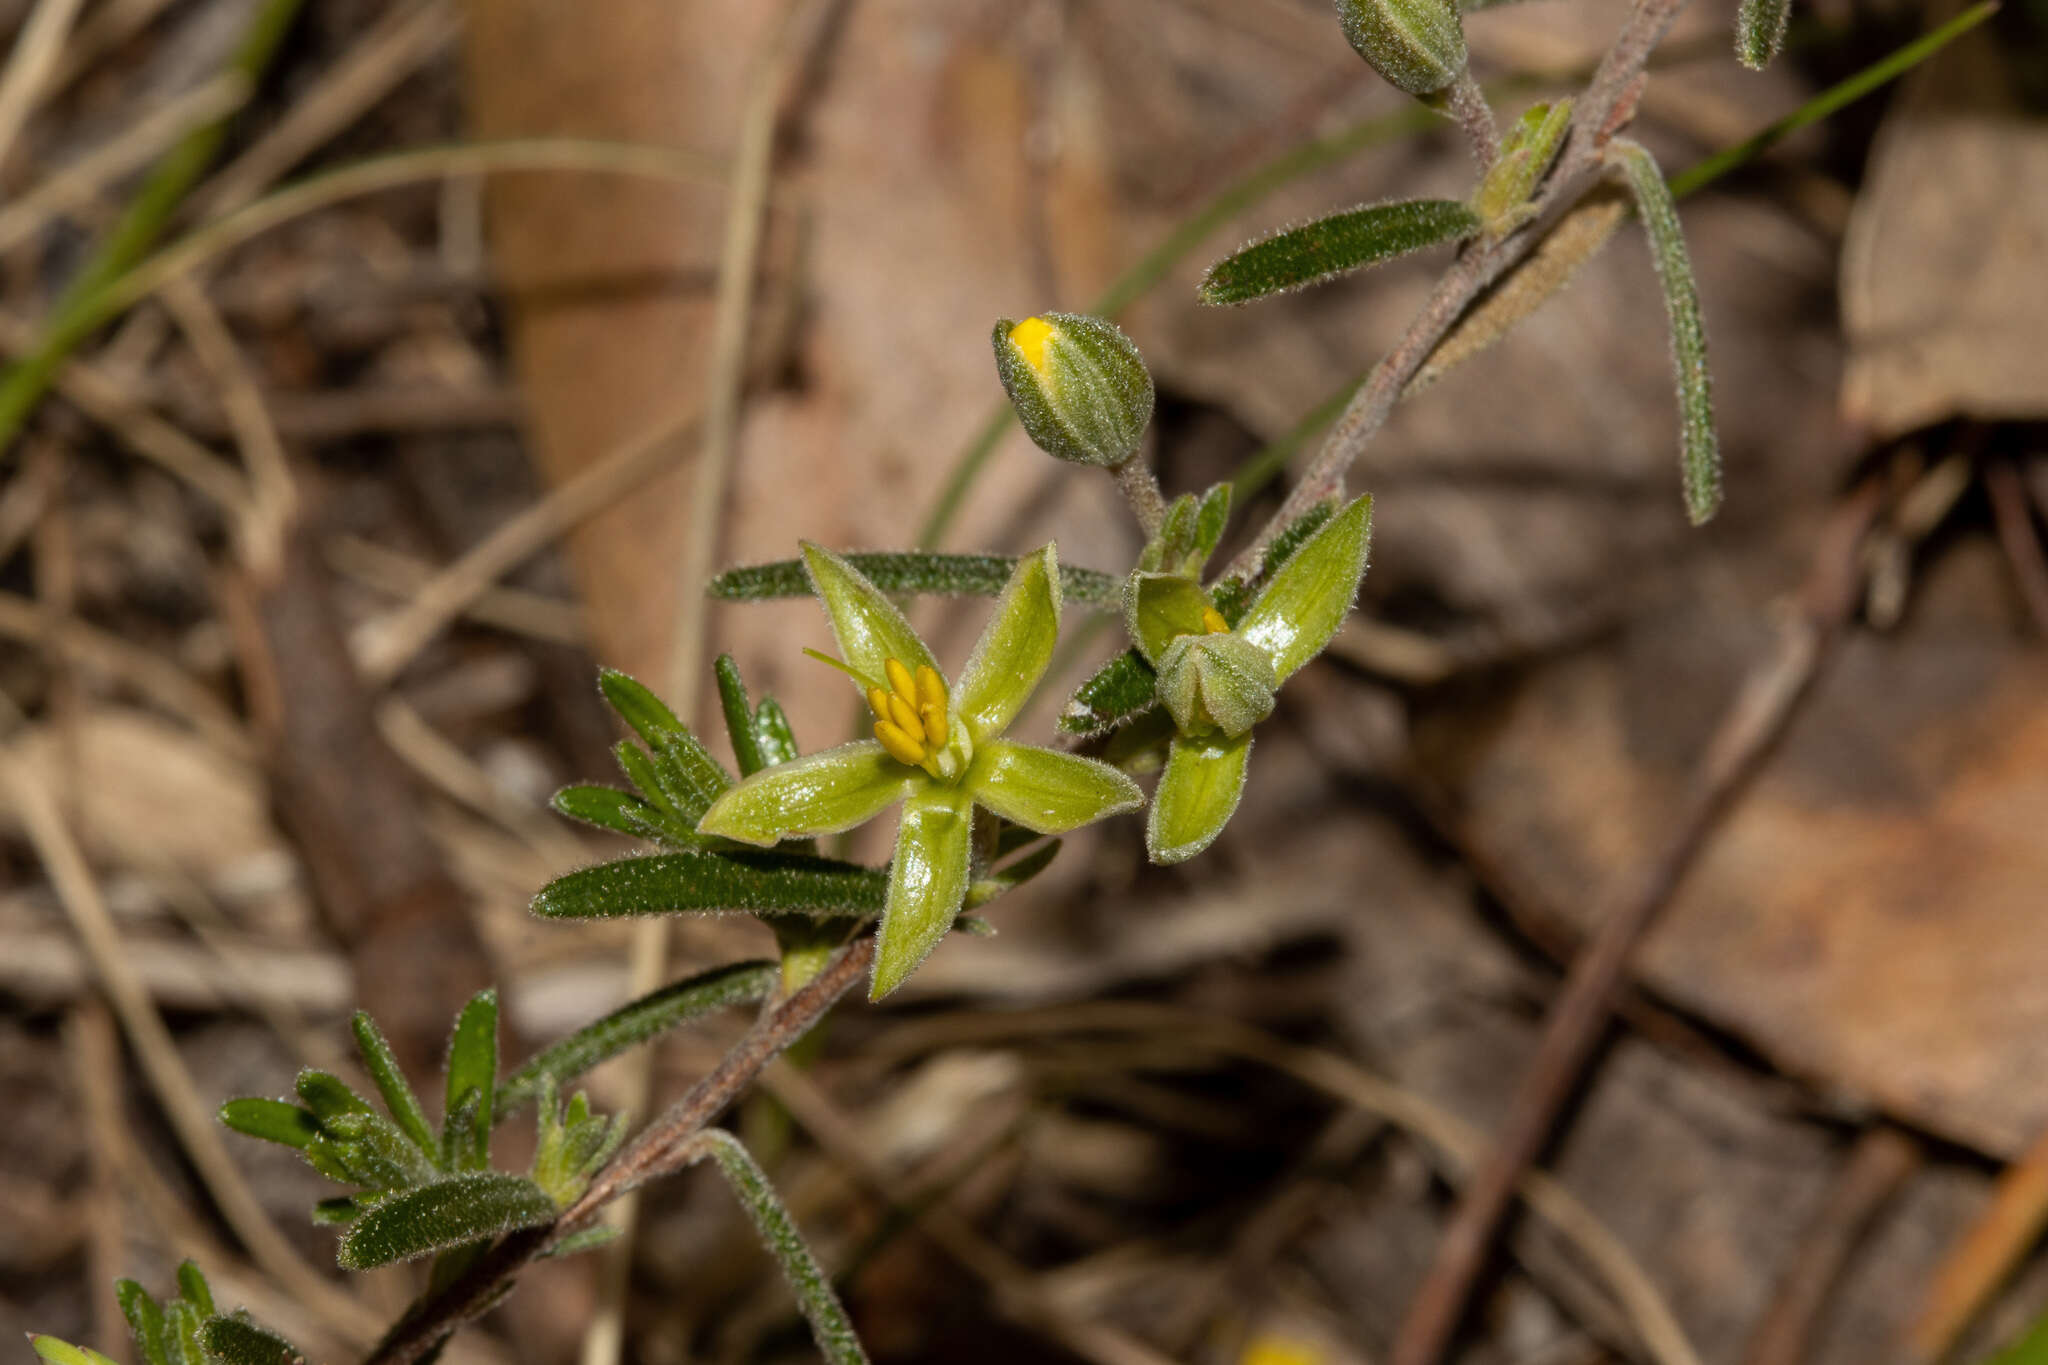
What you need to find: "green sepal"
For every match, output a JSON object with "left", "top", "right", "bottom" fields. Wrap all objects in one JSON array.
[
  {"left": 1336, "top": 0, "right": 1468, "bottom": 94},
  {"left": 966, "top": 739, "right": 1144, "bottom": 834},
  {"left": 1610, "top": 139, "right": 1720, "bottom": 525},
  {"left": 31, "top": 1340, "right": 120, "bottom": 1365},
  {"left": 531, "top": 850, "right": 888, "bottom": 921},
  {"left": 350, "top": 1012, "right": 437, "bottom": 1162},
  {"left": 872, "top": 786, "right": 974, "bottom": 999},
  {"left": 1155, "top": 632, "right": 1279, "bottom": 738},
  {"left": 1147, "top": 731, "right": 1254, "bottom": 864},
  {"left": 336, "top": 1172, "right": 557, "bottom": 1270},
  {"left": 1138, "top": 493, "right": 1200, "bottom": 574},
  {"left": 992, "top": 312, "right": 1155, "bottom": 468},
  {"left": 953, "top": 544, "right": 1060, "bottom": 744},
  {"left": 199, "top": 1314, "right": 306, "bottom": 1365},
  {"left": 695, "top": 741, "right": 913, "bottom": 847},
  {"left": 496, "top": 960, "right": 779, "bottom": 1120},
  {"left": 1237, "top": 493, "right": 1373, "bottom": 681},
  {"left": 1736, "top": 0, "right": 1790, "bottom": 69},
  {"left": 714, "top": 655, "right": 767, "bottom": 776},
  {"left": 1199, "top": 200, "right": 1479, "bottom": 306},
  {"left": 218, "top": 1097, "right": 320, "bottom": 1150},
  {"left": 443, "top": 990, "right": 497, "bottom": 1173},
  {"left": 1260, "top": 500, "right": 1337, "bottom": 582},
  {"left": 711, "top": 552, "right": 1117, "bottom": 609},
  {"left": 800, "top": 543, "right": 938, "bottom": 691},
  {"left": 1125, "top": 572, "right": 1216, "bottom": 666},
  {"left": 549, "top": 784, "right": 674, "bottom": 844},
  {"left": 1059, "top": 648, "right": 1158, "bottom": 737}
]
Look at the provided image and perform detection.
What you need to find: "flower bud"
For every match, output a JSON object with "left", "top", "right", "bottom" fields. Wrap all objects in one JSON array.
[
  {"left": 1334, "top": 0, "right": 1467, "bottom": 97},
  {"left": 1155, "top": 631, "right": 1278, "bottom": 739},
  {"left": 992, "top": 312, "right": 1154, "bottom": 467}
]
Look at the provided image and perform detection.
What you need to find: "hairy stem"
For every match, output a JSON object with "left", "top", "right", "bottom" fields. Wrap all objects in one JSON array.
[
  {"left": 1444, "top": 71, "right": 1500, "bottom": 167},
  {"left": 358, "top": 936, "right": 875, "bottom": 1365},
  {"left": 1113, "top": 457, "right": 1169, "bottom": 538}
]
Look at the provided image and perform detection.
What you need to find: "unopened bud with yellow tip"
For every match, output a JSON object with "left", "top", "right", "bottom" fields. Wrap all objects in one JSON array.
[
  {"left": 1335, "top": 0, "right": 1466, "bottom": 97},
  {"left": 992, "top": 311, "right": 1154, "bottom": 468}
]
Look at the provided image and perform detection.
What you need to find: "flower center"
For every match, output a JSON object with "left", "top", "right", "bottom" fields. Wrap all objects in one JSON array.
[
  {"left": 868, "top": 658, "right": 962, "bottom": 779},
  {"left": 1200, "top": 605, "right": 1230, "bottom": 634}
]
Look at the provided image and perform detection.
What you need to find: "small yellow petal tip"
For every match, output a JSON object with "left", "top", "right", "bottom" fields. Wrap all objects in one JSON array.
[{"left": 1008, "top": 315, "right": 1056, "bottom": 376}]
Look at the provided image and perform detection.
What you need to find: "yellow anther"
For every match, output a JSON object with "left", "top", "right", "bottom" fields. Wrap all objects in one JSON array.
[
  {"left": 886, "top": 692, "right": 925, "bottom": 741},
  {"left": 1201, "top": 605, "right": 1230, "bottom": 634},
  {"left": 874, "top": 720, "right": 926, "bottom": 767},
  {"left": 920, "top": 702, "right": 948, "bottom": 745},
  {"left": 866, "top": 686, "right": 894, "bottom": 723},
  {"left": 915, "top": 665, "right": 947, "bottom": 711},
  {"left": 883, "top": 657, "right": 916, "bottom": 702},
  {"left": 1009, "top": 316, "right": 1056, "bottom": 377}
]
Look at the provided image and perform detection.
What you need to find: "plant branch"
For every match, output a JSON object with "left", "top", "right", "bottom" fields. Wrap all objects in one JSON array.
[{"left": 357, "top": 935, "right": 875, "bottom": 1365}]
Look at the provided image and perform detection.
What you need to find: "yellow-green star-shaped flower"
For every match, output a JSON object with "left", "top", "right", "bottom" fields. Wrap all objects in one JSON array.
[{"left": 697, "top": 542, "right": 1142, "bottom": 999}]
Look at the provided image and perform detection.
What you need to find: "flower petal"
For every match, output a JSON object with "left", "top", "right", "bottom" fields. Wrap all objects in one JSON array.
[
  {"left": 967, "top": 738, "right": 1144, "bottom": 835},
  {"left": 1124, "top": 571, "right": 1213, "bottom": 666},
  {"left": 1146, "top": 731, "right": 1252, "bottom": 864},
  {"left": 696, "top": 741, "right": 913, "bottom": 847},
  {"left": 871, "top": 785, "right": 975, "bottom": 999},
  {"left": 951, "top": 543, "right": 1061, "bottom": 743},
  {"left": 1237, "top": 494, "right": 1372, "bottom": 681},
  {"left": 800, "top": 542, "right": 938, "bottom": 690}
]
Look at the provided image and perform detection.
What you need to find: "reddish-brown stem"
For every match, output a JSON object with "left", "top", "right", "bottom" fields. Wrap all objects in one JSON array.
[{"left": 358, "top": 935, "right": 875, "bottom": 1365}]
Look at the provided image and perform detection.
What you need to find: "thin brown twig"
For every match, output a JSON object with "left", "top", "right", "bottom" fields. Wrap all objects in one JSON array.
[
  {"left": 357, "top": 935, "right": 874, "bottom": 1365},
  {"left": 1986, "top": 458, "right": 2048, "bottom": 637},
  {"left": 1741, "top": 1127, "right": 1919, "bottom": 1365},
  {"left": 1911, "top": 1119, "right": 2048, "bottom": 1361},
  {"left": 1385, "top": 476, "right": 1887, "bottom": 1365}
]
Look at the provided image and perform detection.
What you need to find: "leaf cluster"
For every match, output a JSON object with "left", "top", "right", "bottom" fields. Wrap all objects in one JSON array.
[{"left": 32, "top": 1262, "right": 304, "bottom": 1365}]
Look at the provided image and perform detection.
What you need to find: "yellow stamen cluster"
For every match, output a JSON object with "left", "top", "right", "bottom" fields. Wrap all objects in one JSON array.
[
  {"left": 869, "top": 657, "right": 950, "bottom": 768},
  {"left": 1201, "top": 605, "right": 1230, "bottom": 634}
]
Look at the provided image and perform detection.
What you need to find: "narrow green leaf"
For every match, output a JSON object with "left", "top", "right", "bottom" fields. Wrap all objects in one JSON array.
[
  {"left": 1199, "top": 199, "right": 1480, "bottom": 306},
  {"left": 685, "top": 1131, "right": 870, "bottom": 1363},
  {"left": 350, "top": 1013, "right": 437, "bottom": 1162},
  {"left": 1147, "top": 731, "right": 1254, "bottom": 864},
  {"left": 1610, "top": 139, "right": 1719, "bottom": 526},
  {"left": 496, "top": 960, "right": 779, "bottom": 1121},
  {"left": 695, "top": 741, "right": 912, "bottom": 847},
  {"left": 1194, "top": 483, "right": 1233, "bottom": 561},
  {"left": 532, "top": 850, "right": 889, "bottom": 921},
  {"left": 1237, "top": 493, "right": 1373, "bottom": 680},
  {"left": 714, "top": 655, "right": 767, "bottom": 776},
  {"left": 294, "top": 1071, "right": 371, "bottom": 1123},
  {"left": 116, "top": 1281, "right": 169, "bottom": 1365},
  {"left": 714, "top": 552, "right": 1118, "bottom": 609},
  {"left": 542, "top": 1224, "right": 623, "bottom": 1259},
  {"left": 444, "top": 990, "right": 497, "bottom": 1172},
  {"left": 598, "top": 669, "right": 733, "bottom": 818},
  {"left": 550, "top": 784, "right": 671, "bottom": 843},
  {"left": 437, "top": 1090, "right": 480, "bottom": 1175},
  {"left": 1059, "top": 648, "right": 1157, "bottom": 736},
  {"left": 165, "top": 1301, "right": 206, "bottom": 1365},
  {"left": 952, "top": 544, "right": 1060, "bottom": 744},
  {"left": 336, "top": 1172, "right": 556, "bottom": 1270},
  {"left": 218, "top": 1098, "right": 320, "bottom": 1150},
  {"left": 311, "top": 1196, "right": 362, "bottom": 1226},
  {"left": 199, "top": 1314, "right": 305, "bottom": 1365},
  {"left": 1260, "top": 500, "right": 1338, "bottom": 582},
  {"left": 872, "top": 786, "right": 974, "bottom": 999},
  {"left": 967, "top": 739, "right": 1144, "bottom": 835},
  {"left": 319, "top": 1110, "right": 438, "bottom": 1190},
  {"left": 753, "top": 697, "right": 800, "bottom": 767},
  {"left": 31, "top": 1340, "right": 121, "bottom": 1365},
  {"left": 174, "top": 1264, "right": 214, "bottom": 1319},
  {"left": 1735, "top": 0, "right": 1790, "bottom": 69}
]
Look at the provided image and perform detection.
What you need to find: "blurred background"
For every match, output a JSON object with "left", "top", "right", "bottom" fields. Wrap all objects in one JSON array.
[{"left": 1, "top": 0, "right": 2045, "bottom": 1362}]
